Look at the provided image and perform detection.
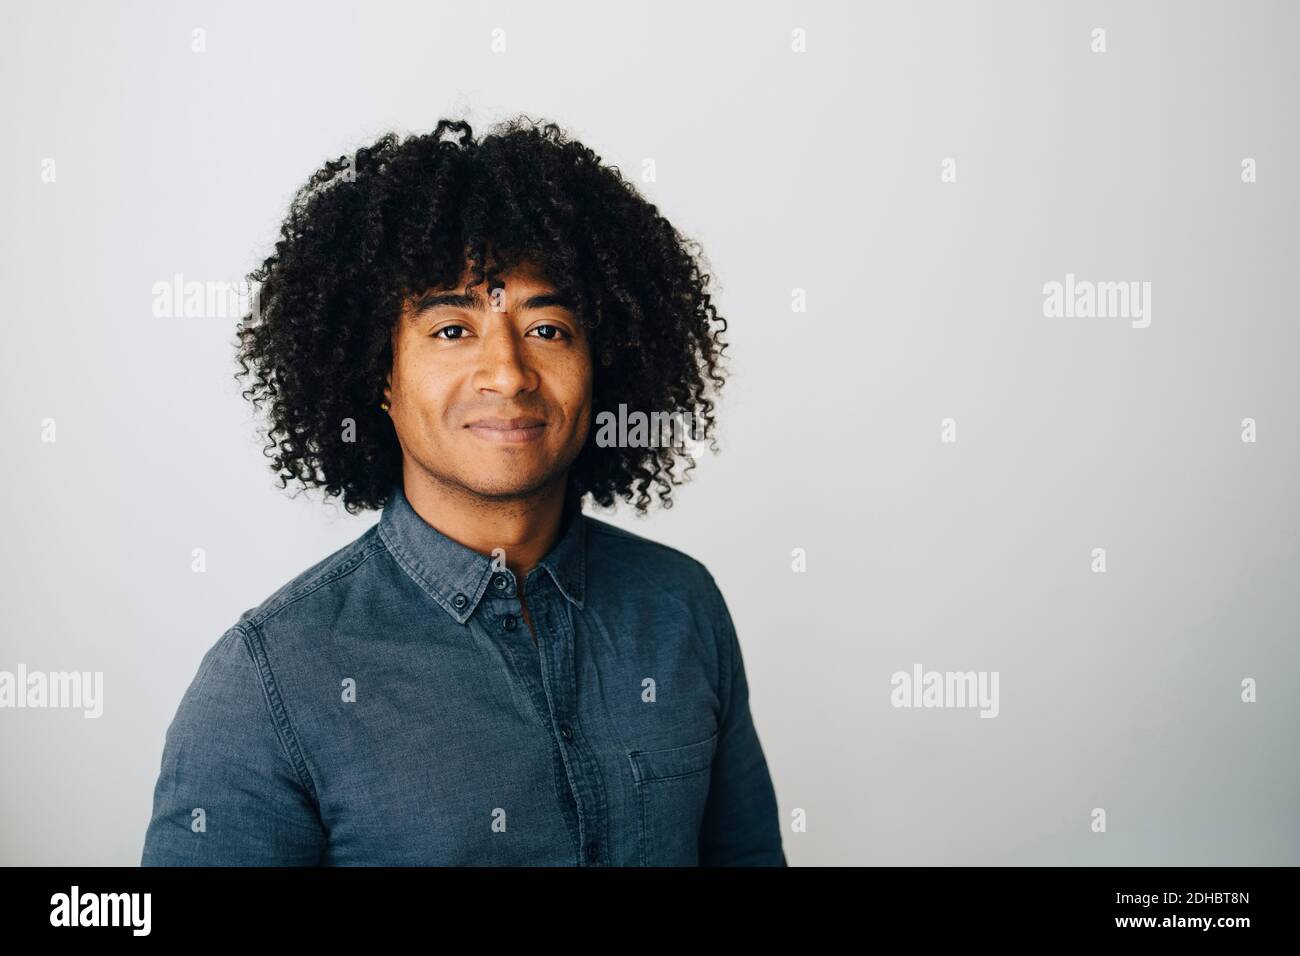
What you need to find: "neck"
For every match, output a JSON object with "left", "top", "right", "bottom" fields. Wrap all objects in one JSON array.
[{"left": 400, "top": 465, "right": 573, "bottom": 590}]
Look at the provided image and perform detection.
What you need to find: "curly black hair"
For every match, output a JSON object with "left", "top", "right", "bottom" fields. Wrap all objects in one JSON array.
[{"left": 234, "top": 115, "right": 728, "bottom": 516}]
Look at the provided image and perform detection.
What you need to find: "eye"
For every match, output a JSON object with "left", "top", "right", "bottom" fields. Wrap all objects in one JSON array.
[
  {"left": 432, "top": 324, "right": 470, "bottom": 340},
  {"left": 529, "top": 324, "right": 569, "bottom": 341}
]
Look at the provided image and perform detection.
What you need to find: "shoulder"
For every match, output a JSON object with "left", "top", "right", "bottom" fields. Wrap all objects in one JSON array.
[
  {"left": 580, "top": 515, "right": 739, "bottom": 689},
  {"left": 235, "top": 522, "right": 389, "bottom": 634},
  {"left": 581, "top": 513, "right": 727, "bottom": 613}
]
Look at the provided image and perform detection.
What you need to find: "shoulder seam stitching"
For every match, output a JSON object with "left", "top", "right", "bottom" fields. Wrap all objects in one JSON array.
[{"left": 247, "top": 534, "right": 387, "bottom": 629}]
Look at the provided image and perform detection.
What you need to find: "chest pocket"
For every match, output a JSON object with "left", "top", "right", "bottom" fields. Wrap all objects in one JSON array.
[{"left": 627, "top": 732, "right": 718, "bottom": 866}]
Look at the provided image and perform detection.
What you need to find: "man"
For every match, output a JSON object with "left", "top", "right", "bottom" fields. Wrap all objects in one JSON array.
[{"left": 141, "top": 116, "right": 785, "bottom": 866}]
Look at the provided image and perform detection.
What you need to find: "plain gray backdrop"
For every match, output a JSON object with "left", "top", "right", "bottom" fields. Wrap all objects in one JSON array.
[{"left": 2, "top": 0, "right": 1297, "bottom": 865}]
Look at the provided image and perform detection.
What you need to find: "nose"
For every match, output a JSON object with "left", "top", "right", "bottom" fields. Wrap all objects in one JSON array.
[{"left": 472, "top": 318, "right": 538, "bottom": 397}]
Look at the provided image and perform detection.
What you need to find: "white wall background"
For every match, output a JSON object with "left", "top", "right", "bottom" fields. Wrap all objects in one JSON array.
[{"left": 1, "top": 0, "right": 1296, "bottom": 865}]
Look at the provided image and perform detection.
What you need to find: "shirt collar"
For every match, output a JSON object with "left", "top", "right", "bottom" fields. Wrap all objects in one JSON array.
[{"left": 377, "top": 480, "right": 587, "bottom": 624}]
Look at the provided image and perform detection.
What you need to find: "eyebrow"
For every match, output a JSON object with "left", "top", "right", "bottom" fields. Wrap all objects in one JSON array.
[{"left": 411, "top": 288, "right": 577, "bottom": 317}]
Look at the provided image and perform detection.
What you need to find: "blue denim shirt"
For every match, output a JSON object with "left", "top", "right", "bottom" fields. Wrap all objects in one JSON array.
[{"left": 141, "top": 482, "right": 785, "bottom": 866}]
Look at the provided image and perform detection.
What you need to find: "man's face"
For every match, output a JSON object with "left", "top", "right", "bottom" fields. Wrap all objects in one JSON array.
[{"left": 383, "top": 261, "right": 593, "bottom": 502}]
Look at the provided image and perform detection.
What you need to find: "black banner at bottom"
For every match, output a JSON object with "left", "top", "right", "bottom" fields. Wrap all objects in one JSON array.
[{"left": 1, "top": 865, "right": 1288, "bottom": 941}]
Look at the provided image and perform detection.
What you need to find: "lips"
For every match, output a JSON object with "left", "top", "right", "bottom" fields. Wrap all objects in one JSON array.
[
  {"left": 465, "top": 417, "right": 547, "bottom": 444},
  {"left": 467, "top": 417, "right": 546, "bottom": 430}
]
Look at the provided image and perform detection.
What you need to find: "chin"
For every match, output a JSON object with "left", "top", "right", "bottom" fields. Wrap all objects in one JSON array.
[{"left": 461, "top": 472, "right": 558, "bottom": 499}]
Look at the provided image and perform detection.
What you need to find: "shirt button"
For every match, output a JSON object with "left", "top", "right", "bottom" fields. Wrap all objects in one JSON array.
[
  {"left": 586, "top": 841, "right": 599, "bottom": 863},
  {"left": 452, "top": 592, "right": 468, "bottom": 609},
  {"left": 493, "top": 574, "right": 508, "bottom": 590},
  {"left": 560, "top": 723, "right": 572, "bottom": 741},
  {"left": 503, "top": 614, "right": 518, "bottom": 631}
]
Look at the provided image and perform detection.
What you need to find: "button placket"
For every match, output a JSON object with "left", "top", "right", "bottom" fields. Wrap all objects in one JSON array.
[
  {"left": 530, "top": 592, "right": 608, "bottom": 866},
  {"left": 489, "top": 590, "right": 585, "bottom": 857}
]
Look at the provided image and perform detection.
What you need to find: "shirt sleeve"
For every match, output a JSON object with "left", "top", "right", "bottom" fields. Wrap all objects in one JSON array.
[
  {"left": 140, "top": 624, "right": 327, "bottom": 866},
  {"left": 698, "top": 576, "right": 787, "bottom": 866}
]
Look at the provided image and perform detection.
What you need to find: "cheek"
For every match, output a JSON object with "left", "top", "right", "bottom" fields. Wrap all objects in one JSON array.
[
  {"left": 562, "top": 370, "right": 594, "bottom": 436},
  {"left": 534, "top": 349, "right": 589, "bottom": 418},
  {"left": 396, "top": 352, "right": 452, "bottom": 410}
]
